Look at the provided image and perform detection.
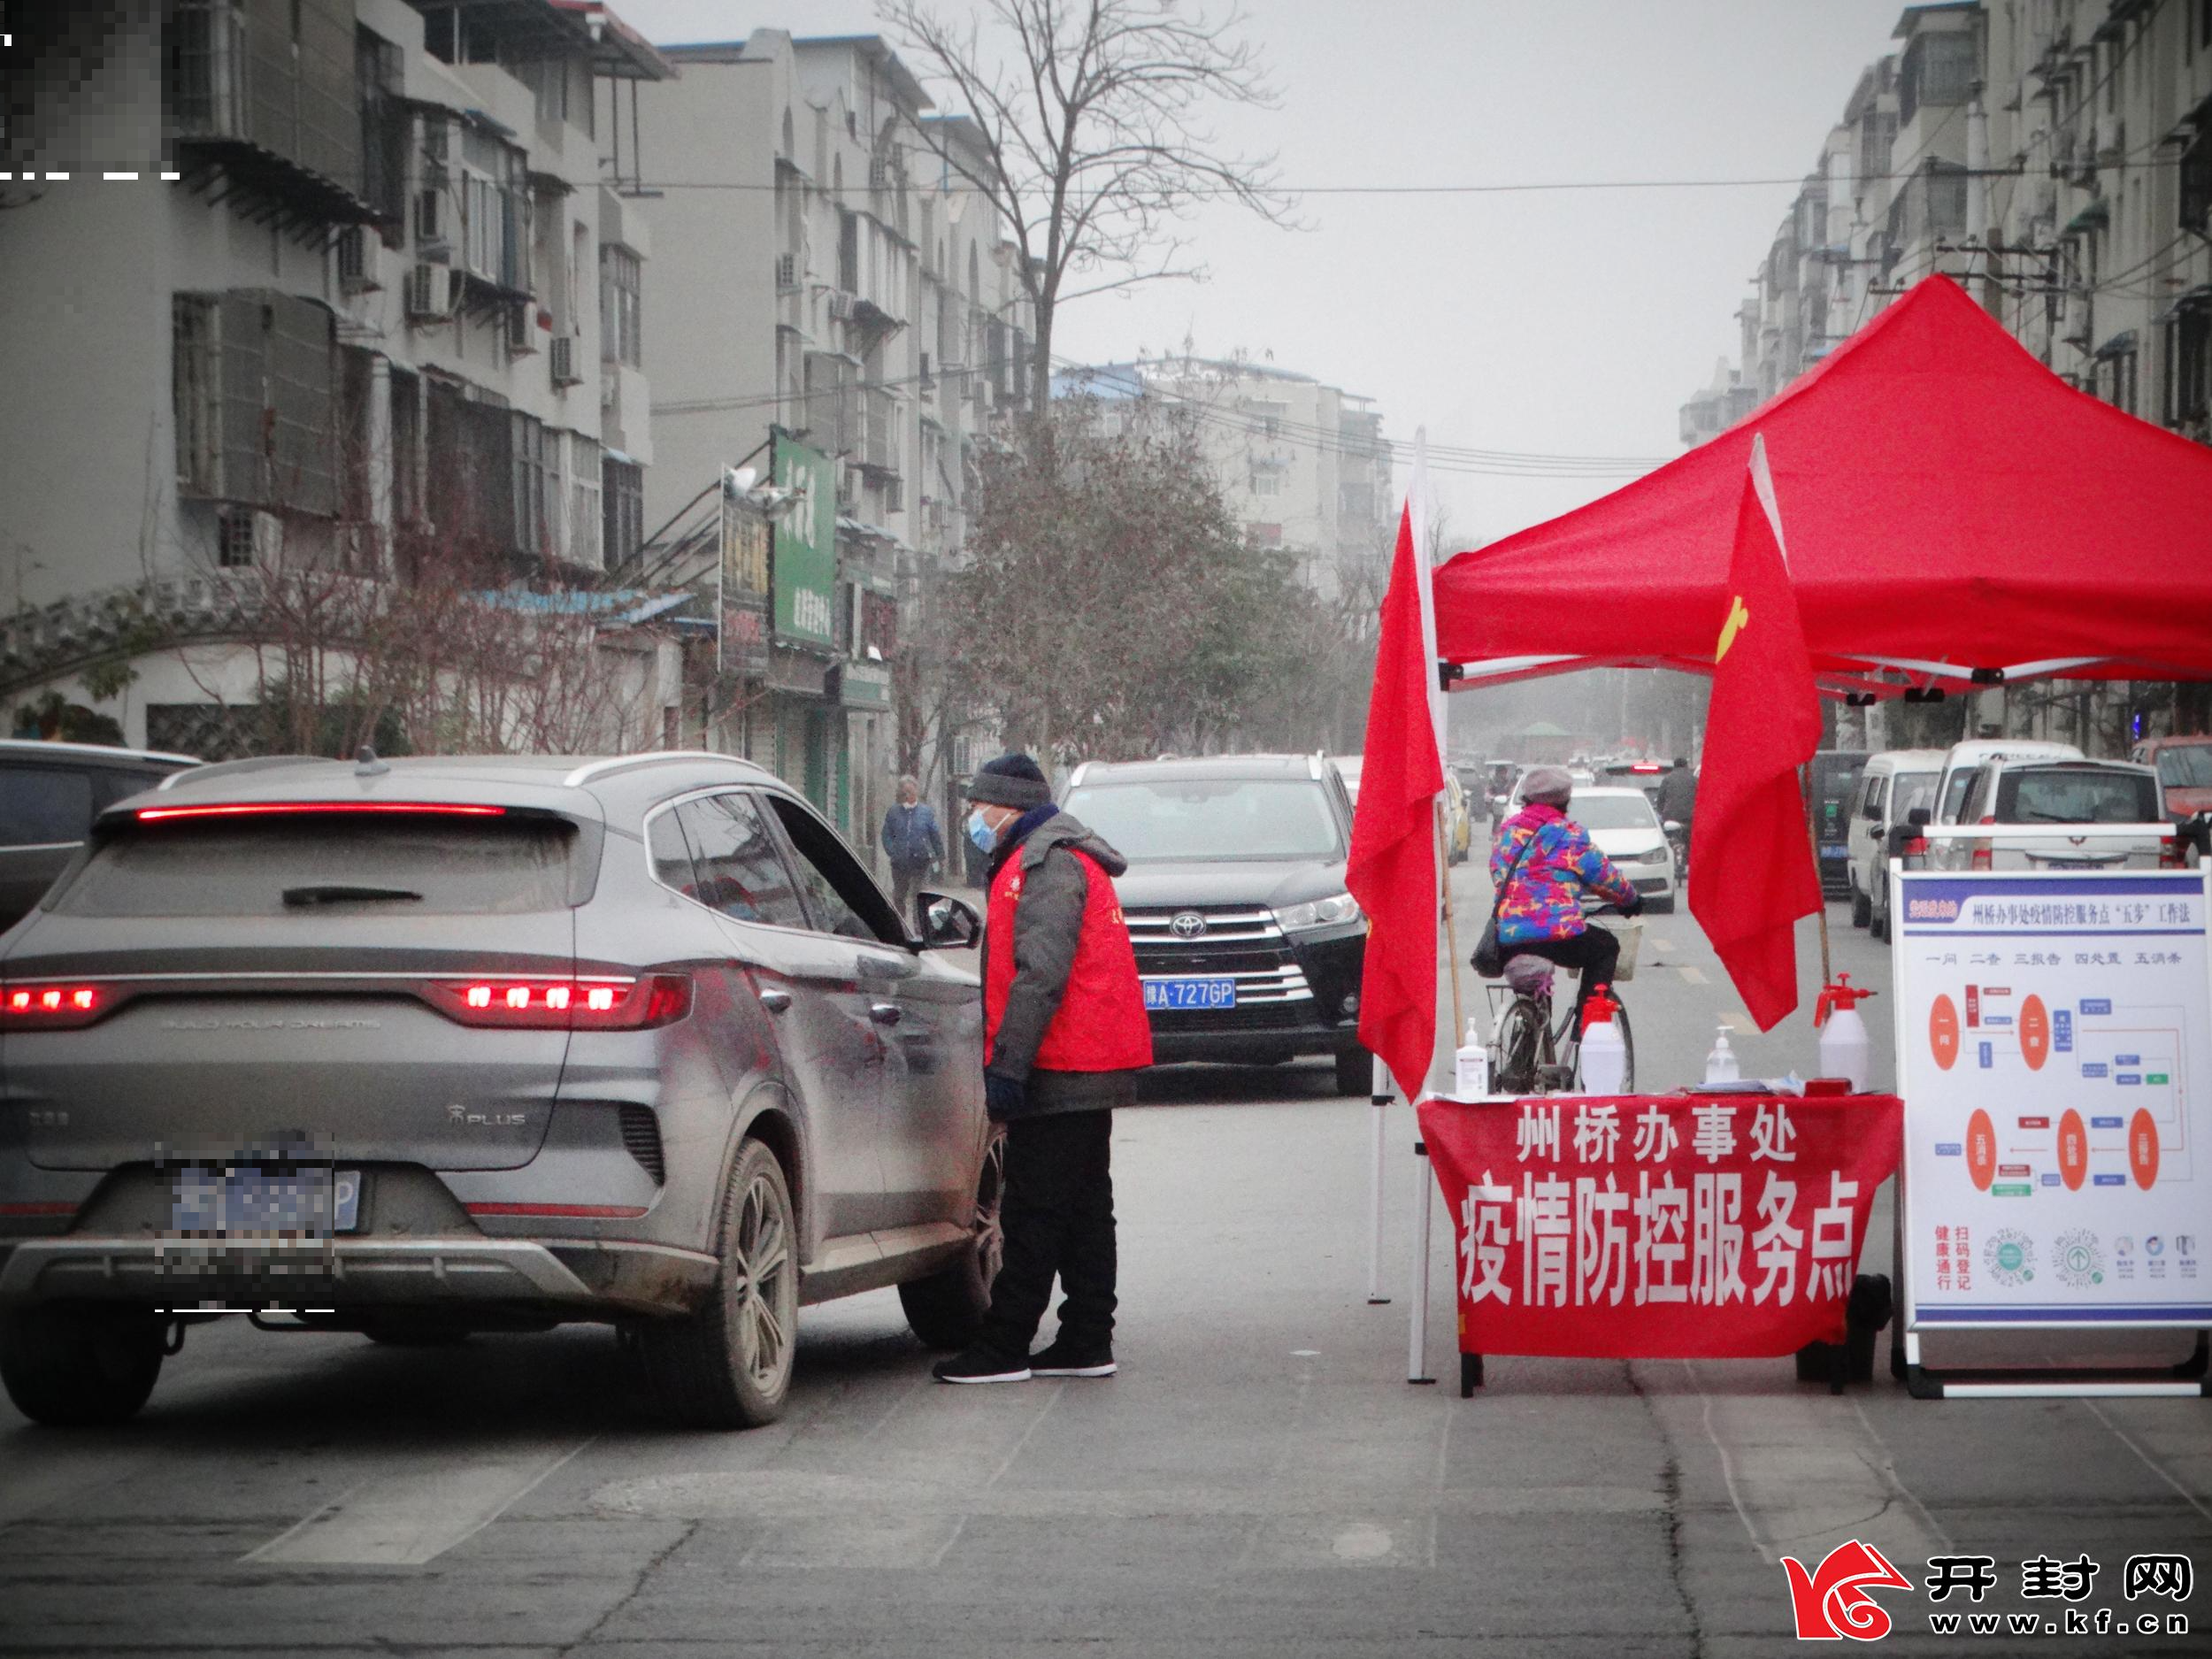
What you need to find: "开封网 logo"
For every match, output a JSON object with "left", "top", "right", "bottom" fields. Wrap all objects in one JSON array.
[{"left": 1781, "top": 1539, "right": 1914, "bottom": 1640}]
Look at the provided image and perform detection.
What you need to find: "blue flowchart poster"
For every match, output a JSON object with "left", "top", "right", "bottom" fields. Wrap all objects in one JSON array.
[{"left": 1893, "top": 871, "right": 2210, "bottom": 1327}]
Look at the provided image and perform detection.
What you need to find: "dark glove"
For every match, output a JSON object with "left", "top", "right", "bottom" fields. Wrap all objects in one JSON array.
[
  {"left": 1617, "top": 890, "right": 1646, "bottom": 918},
  {"left": 984, "top": 1071, "right": 1026, "bottom": 1120}
]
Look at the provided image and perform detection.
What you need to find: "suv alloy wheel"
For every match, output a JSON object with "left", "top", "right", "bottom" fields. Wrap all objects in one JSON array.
[
  {"left": 898, "top": 1127, "right": 1006, "bottom": 1349},
  {"left": 639, "top": 1139, "right": 798, "bottom": 1429}
]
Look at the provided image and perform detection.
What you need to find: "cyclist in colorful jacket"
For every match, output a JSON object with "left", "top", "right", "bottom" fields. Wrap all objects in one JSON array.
[
  {"left": 1489, "top": 766, "right": 1644, "bottom": 1025},
  {"left": 933, "top": 752, "right": 1151, "bottom": 1388}
]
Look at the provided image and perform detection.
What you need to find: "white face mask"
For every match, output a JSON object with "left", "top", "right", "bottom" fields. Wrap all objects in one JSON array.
[{"left": 968, "top": 808, "right": 998, "bottom": 851}]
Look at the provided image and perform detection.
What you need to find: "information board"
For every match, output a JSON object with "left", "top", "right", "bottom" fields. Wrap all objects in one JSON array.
[{"left": 1893, "top": 870, "right": 2211, "bottom": 1329}]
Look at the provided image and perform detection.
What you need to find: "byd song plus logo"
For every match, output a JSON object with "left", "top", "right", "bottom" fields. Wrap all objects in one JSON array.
[{"left": 1781, "top": 1540, "right": 1914, "bottom": 1641}]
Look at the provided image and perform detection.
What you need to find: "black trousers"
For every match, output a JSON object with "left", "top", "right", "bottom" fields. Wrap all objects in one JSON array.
[
  {"left": 979, "top": 1109, "right": 1116, "bottom": 1358},
  {"left": 889, "top": 862, "right": 931, "bottom": 919},
  {"left": 1507, "top": 926, "right": 1620, "bottom": 1029}
]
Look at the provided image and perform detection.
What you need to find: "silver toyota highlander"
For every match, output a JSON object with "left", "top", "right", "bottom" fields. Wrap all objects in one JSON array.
[{"left": 0, "top": 751, "right": 1000, "bottom": 1429}]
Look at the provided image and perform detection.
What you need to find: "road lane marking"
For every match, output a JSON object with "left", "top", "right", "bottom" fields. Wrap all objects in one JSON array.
[
  {"left": 243, "top": 1437, "right": 594, "bottom": 1566},
  {"left": 1676, "top": 964, "right": 1707, "bottom": 985}
]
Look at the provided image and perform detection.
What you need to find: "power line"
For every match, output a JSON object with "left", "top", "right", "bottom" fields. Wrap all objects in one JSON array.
[
  {"left": 649, "top": 353, "right": 1671, "bottom": 475},
  {"left": 621, "top": 160, "right": 2188, "bottom": 199}
]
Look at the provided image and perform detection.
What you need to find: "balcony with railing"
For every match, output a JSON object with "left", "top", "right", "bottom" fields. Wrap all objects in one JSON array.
[{"left": 166, "top": 0, "right": 378, "bottom": 225}]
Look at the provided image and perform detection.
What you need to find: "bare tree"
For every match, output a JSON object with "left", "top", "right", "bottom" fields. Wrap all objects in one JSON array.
[{"left": 883, "top": 0, "right": 1290, "bottom": 417}]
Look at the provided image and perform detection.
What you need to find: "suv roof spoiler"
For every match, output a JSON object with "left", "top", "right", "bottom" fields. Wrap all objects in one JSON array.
[{"left": 155, "top": 755, "right": 331, "bottom": 790}]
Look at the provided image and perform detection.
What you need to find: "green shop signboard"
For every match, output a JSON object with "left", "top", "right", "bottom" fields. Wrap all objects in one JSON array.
[{"left": 772, "top": 434, "right": 836, "bottom": 649}]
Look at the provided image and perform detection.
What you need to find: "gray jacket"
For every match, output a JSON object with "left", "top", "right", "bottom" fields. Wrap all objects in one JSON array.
[{"left": 985, "top": 812, "right": 1141, "bottom": 1117}]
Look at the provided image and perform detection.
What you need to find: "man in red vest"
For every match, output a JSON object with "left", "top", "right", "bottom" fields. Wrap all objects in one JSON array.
[{"left": 934, "top": 753, "right": 1154, "bottom": 1384}]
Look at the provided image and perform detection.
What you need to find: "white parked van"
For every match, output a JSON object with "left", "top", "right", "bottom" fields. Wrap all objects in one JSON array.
[
  {"left": 1847, "top": 749, "right": 1947, "bottom": 932},
  {"left": 1931, "top": 757, "right": 2175, "bottom": 872},
  {"left": 1931, "top": 739, "right": 2083, "bottom": 826}
]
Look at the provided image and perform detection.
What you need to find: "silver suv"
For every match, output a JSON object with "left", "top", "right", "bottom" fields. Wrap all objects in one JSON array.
[{"left": 0, "top": 752, "right": 998, "bottom": 1429}]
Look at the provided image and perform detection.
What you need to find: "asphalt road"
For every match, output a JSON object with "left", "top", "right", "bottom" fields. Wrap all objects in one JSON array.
[{"left": 2, "top": 859, "right": 2208, "bottom": 1656}]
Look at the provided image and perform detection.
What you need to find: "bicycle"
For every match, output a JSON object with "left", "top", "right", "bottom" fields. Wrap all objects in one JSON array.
[{"left": 1481, "top": 906, "right": 1640, "bottom": 1094}]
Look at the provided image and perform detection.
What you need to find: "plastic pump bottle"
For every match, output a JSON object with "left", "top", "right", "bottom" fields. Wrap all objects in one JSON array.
[
  {"left": 1814, "top": 973, "right": 1878, "bottom": 1093},
  {"left": 1703, "top": 1025, "right": 1740, "bottom": 1085},
  {"left": 1454, "top": 1017, "right": 1490, "bottom": 1098},
  {"left": 1578, "top": 991, "right": 1628, "bottom": 1094}
]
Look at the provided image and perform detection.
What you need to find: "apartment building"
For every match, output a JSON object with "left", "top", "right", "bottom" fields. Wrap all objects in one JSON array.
[
  {"left": 0, "top": 0, "right": 674, "bottom": 756},
  {"left": 1680, "top": 0, "right": 2212, "bottom": 746},
  {"left": 1057, "top": 353, "right": 1396, "bottom": 607},
  {"left": 626, "top": 29, "right": 1036, "bottom": 854}
]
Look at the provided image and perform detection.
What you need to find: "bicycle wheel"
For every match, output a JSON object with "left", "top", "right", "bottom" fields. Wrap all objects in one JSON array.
[{"left": 1494, "top": 997, "right": 1544, "bottom": 1095}]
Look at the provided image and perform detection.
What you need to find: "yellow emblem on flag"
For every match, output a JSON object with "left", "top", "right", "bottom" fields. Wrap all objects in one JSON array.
[{"left": 1716, "top": 595, "right": 1749, "bottom": 664}]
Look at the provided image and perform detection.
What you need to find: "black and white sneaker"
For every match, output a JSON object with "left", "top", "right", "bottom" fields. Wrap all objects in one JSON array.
[
  {"left": 1028, "top": 1339, "right": 1116, "bottom": 1379},
  {"left": 933, "top": 1347, "right": 1031, "bottom": 1384}
]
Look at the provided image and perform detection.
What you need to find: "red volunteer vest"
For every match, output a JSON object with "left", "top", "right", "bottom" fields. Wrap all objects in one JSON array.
[{"left": 985, "top": 844, "right": 1155, "bottom": 1073}]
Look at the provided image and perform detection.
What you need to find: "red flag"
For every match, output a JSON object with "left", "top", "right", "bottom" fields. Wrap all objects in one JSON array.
[
  {"left": 1348, "top": 501, "right": 1446, "bottom": 1098},
  {"left": 1688, "top": 438, "right": 1822, "bottom": 1031}
]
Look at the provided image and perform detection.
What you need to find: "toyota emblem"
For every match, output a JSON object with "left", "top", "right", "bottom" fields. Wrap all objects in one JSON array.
[{"left": 1169, "top": 910, "right": 1209, "bottom": 940}]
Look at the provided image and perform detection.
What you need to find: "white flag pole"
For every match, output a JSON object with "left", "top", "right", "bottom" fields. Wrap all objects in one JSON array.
[
  {"left": 1404, "top": 427, "right": 1446, "bottom": 1375},
  {"left": 1365, "top": 432, "right": 1437, "bottom": 1307}
]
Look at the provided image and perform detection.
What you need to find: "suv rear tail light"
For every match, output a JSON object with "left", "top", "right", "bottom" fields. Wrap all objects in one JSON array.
[
  {"left": 1970, "top": 815, "right": 1995, "bottom": 872},
  {"left": 2160, "top": 834, "right": 2187, "bottom": 869},
  {"left": 423, "top": 973, "right": 692, "bottom": 1031},
  {"left": 1, "top": 984, "right": 104, "bottom": 1030},
  {"left": 135, "top": 802, "right": 505, "bottom": 821}
]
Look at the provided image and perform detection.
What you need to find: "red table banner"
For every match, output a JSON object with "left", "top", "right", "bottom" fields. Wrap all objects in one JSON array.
[{"left": 1419, "top": 1093, "right": 1903, "bottom": 1359}]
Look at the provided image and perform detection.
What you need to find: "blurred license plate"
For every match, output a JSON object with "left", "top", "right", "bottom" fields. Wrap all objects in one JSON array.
[
  {"left": 1820, "top": 843, "right": 1847, "bottom": 857},
  {"left": 171, "top": 1167, "right": 359, "bottom": 1235},
  {"left": 1144, "top": 977, "right": 1236, "bottom": 1010},
  {"left": 2043, "top": 857, "right": 2107, "bottom": 870}
]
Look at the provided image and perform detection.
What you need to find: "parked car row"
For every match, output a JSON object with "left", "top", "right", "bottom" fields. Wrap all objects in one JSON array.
[{"left": 1849, "top": 736, "right": 2200, "bottom": 941}]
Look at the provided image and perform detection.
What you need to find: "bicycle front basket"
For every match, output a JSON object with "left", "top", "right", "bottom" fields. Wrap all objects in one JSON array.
[{"left": 1588, "top": 916, "right": 1643, "bottom": 982}]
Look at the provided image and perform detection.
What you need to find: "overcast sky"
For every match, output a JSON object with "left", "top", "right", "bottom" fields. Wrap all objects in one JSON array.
[{"left": 614, "top": 0, "right": 1911, "bottom": 549}]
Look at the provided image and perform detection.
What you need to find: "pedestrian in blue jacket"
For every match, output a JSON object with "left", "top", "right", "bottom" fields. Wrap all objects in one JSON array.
[{"left": 881, "top": 775, "right": 945, "bottom": 920}]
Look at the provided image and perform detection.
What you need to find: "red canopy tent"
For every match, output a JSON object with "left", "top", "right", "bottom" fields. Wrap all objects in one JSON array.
[{"left": 1432, "top": 276, "right": 2212, "bottom": 699}]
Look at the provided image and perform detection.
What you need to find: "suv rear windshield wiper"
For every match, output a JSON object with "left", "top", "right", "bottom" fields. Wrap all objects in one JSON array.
[{"left": 281, "top": 884, "right": 424, "bottom": 906}]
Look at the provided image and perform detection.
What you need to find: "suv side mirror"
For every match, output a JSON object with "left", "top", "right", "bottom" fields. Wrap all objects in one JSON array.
[
  {"left": 916, "top": 890, "right": 980, "bottom": 950},
  {"left": 1907, "top": 807, "right": 1931, "bottom": 827}
]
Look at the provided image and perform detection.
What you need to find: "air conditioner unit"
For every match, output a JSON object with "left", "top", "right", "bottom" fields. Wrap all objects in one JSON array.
[
  {"left": 882, "top": 475, "right": 903, "bottom": 513},
  {"left": 414, "top": 188, "right": 449, "bottom": 257},
  {"left": 868, "top": 157, "right": 890, "bottom": 191},
  {"left": 217, "top": 506, "right": 282, "bottom": 569},
  {"left": 506, "top": 302, "right": 538, "bottom": 355},
  {"left": 827, "top": 291, "right": 854, "bottom": 321},
  {"left": 405, "top": 262, "right": 457, "bottom": 320},
  {"left": 775, "top": 252, "right": 796, "bottom": 289},
  {"left": 335, "top": 226, "right": 379, "bottom": 293},
  {"left": 550, "top": 334, "right": 583, "bottom": 386},
  {"left": 421, "top": 114, "right": 449, "bottom": 167}
]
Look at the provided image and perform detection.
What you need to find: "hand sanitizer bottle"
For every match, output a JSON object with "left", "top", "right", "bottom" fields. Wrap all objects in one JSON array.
[
  {"left": 1703, "top": 1026, "right": 1740, "bottom": 1085},
  {"left": 1454, "top": 1017, "right": 1490, "bottom": 1098}
]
